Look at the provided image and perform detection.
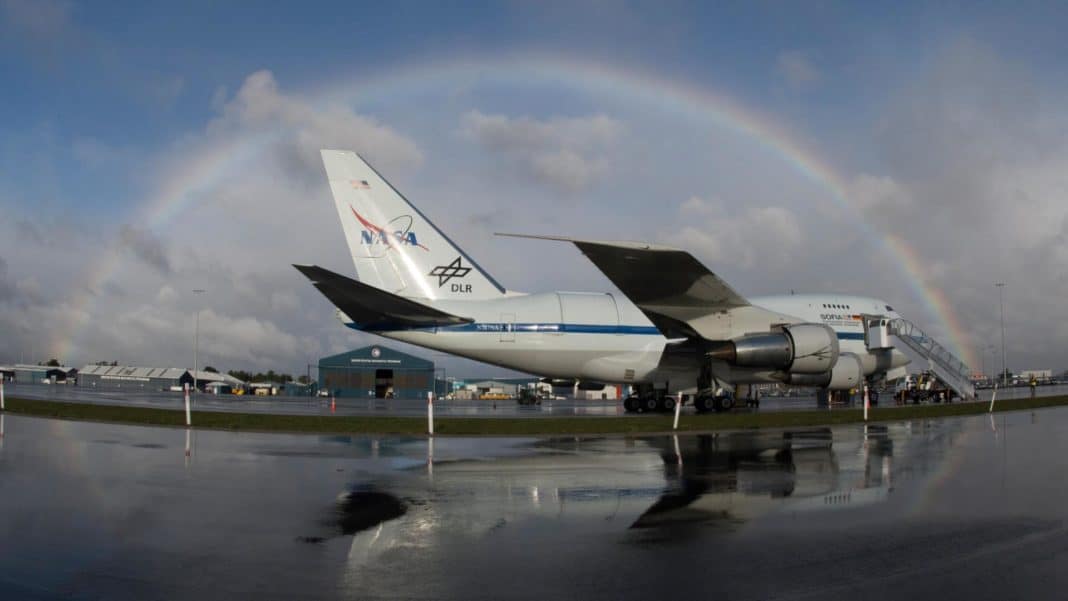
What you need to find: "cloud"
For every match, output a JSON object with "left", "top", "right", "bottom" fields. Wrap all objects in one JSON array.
[
  {"left": 0, "top": 69, "right": 429, "bottom": 371},
  {"left": 117, "top": 225, "right": 171, "bottom": 275},
  {"left": 0, "top": 0, "right": 80, "bottom": 65},
  {"left": 0, "top": 256, "right": 16, "bottom": 303},
  {"left": 776, "top": 50, "right": 821, "bottom": 89},
  {"left": 210, "top": 70, "right": 423, "bottom": 178},
  {"left": 12, "top": 217, "right": 46, "bottom": 246},
  {"left": 460, "top": 110, "right": 624, "bottom": 193},
  {"left": 839, "top": 36, "right": 1068, "bottom": 369},
  {"left": 670, "top": 196, "right": 803, "bottom": 270}
]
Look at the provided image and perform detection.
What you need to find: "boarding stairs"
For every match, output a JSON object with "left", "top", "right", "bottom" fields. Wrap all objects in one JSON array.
[{"left": 886, "top": 318, "right": 976, "bottom": 400}]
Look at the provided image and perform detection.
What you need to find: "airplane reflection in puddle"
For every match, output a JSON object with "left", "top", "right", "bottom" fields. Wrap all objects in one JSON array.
[
  {"left": 331, "top": 422, "right": 958, "bottom": 575},
  {"left": 633, "top": 427, "right": 893, "bottom": 527}
]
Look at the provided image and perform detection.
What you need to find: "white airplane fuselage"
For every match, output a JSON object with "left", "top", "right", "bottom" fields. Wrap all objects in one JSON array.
[
  {"left": 311, "top": 149, "right": 910, "bottom": 397},
  {"left": 350, "top": 291, "right": 907, "bottom": 393}
]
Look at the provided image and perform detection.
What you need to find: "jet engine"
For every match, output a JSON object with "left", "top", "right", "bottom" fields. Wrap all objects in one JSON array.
[
  {"left": 781, "top": 353, "right": 863, "bottom": 390},
  {"left": 541, "top": 378, "right": 576, "bottom": 387},
  {"left": 709, "top": 323, "right": 839, "bottom": 374}
]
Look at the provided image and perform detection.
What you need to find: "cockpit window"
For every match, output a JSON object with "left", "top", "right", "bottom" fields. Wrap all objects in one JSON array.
[{"left": 885, "top": 305, "right": 894, "bottom": 311}]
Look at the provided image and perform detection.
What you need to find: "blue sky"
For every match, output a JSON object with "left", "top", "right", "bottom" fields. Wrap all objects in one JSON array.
[{"left": 2, "top": 0, "right": 1067, "bottom": 375}]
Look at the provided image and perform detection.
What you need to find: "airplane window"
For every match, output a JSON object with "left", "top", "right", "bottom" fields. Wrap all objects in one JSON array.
[{"left": 886, "top": 305, "right": 894, "bottom": 311}]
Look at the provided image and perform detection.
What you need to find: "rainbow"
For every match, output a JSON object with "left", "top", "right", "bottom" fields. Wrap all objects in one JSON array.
[{"left": 56, "top": 54, "right": 976, "bottom": 368}]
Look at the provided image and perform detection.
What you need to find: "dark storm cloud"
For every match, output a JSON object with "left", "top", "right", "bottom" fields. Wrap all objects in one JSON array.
[{"left": 118, "top": 225, "right": 171, "bottom": 275}]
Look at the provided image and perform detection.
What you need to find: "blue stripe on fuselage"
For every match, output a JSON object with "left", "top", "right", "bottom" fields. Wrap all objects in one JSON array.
[
  {"left": 355, "top": 322, "right": 663, "bottom": 335},
  {"left": 352, "top": 321, "right": 867, "bottom": 340}
]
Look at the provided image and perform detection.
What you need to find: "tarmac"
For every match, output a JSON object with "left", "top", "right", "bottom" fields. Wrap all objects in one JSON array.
[
  {"left": 7, "top": 381, "right": 1067, "bottom": 418},
  {"left": 1, "top": 406, "right": 1067, "bottom": 599}
]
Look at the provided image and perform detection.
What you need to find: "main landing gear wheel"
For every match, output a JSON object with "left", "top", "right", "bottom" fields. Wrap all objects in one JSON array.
[
  {"left": 660, "top": 396, "right": 677, "bottom": 412},
  {"left": 623, "top": 396, "right": 640, "bottom": 413},
  {"left": 641, "top": 397, "right": 659, "bottom": 413},
  {"left": 713, "top": 395, "right": 734, "bottom": 413},
  {"left": 693, "top": 394, "right": 714, "bottom": 413}
]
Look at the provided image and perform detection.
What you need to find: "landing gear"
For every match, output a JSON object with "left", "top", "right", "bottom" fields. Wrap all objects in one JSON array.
[
  {"left": 693, "top": 391, "right": 735, "bottom": 413},
  {"left": 622, "top": 385, "right": 679, "bottom": 414},
  {"left": 694, "top": 363, "right": 734, "bottom": 414},
  {"left": 693, "top": 394, "right": 714, "bottom": 413},
  {"left": 659, "top": 396, "right": 677, "bottom": 412},
  {"left": 713, "top": 395, "right": 734, "bottom": 412},
  {"left": 641, "top": 396, "right": 659, "bottom": 413}
]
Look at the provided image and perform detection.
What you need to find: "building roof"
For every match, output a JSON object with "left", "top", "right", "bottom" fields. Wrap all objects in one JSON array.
[
  {"left": 191, "top": 370, "right": 244, "bottom": 385},
  {"left": 77, "top": 365, "right": 244, "bottom": 385},
  {"left": 319, "top": 345, "right": 434, "bottom": 370},
  {"left": 8, "top": 364, "right": 76, "bottom": 374}
]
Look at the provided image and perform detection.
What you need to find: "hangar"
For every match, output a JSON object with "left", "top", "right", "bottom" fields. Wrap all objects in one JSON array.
[
  {"left": 1, "top": 364, "right": 78, "bottom": 384},
  {"left": 78, "top": 365, "right": 244, "bottom": 391},
  {"left": 319, "top": 345, "right": 435, "bottom": 399}
]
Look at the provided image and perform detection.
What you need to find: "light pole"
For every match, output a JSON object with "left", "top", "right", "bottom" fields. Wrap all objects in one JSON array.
[
  {"left": 996, "top": 283, "right": 1006, "bottom": 387},
  {"left": 193, "top": 289, "right": 205, "bottom": 396}
]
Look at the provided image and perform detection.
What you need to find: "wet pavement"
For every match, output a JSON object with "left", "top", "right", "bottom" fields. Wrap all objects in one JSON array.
[
  {"left": 10, "top": 381, "right": 1068, "bottom": 418},
  {"left": 1, "top": 407, "right": 1067, "bottom": 599}
]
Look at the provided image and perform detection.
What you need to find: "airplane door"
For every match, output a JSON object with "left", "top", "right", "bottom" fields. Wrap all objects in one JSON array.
[{"left": 500, "top": 313, "right": 516, "bottom": 342}]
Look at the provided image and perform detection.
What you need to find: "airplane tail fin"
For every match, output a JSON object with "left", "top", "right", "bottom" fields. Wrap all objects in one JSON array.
[{"left": 320, "top": 149, "right": 506, "bottom": 301}]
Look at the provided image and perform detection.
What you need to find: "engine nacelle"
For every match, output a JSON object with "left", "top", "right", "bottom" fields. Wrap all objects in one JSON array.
[
  {"left": 710, "top": 323, "right": 839, "bottom": 374},
  {"left": 541, "top": 378, "right": 576, "bottom": 387},
  {"left": 783, "top": 353, "right": 863, "bottom": 390}
]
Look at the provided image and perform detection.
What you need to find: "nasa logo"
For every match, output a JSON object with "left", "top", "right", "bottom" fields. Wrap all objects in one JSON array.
[
  {"left": 350, "top": 207, "right": 429, "bottom": 256},
  {"left": 370, "top": 347, "right": 381, "bottom": 358}
]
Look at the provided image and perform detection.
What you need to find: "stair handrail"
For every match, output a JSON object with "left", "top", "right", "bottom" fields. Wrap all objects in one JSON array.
[{"left": 887, "top": 317, "right": 974, "bottom": 397}]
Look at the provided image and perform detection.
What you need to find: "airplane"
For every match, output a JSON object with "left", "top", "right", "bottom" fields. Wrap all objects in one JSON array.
[{"left": 295, "top": 150, "right": 911, "bottom": 413}]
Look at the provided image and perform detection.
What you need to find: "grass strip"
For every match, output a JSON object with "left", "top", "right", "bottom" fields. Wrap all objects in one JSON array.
[{"left": 3, "top": 395, "right": 1067, "bottom": 436}]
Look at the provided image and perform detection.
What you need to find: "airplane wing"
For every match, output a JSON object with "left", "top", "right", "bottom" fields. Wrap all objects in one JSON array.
[
  {"left": 294, "top": 265, "right": 473, "bottom": 330},
  {"left": 497, "top": 234, "right": 749, "bottom": 339}
]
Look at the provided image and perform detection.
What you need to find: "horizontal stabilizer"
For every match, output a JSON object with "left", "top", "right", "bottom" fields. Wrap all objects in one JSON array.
[{"left": 294, "top": 264, "right": 473, "bottom": 330}]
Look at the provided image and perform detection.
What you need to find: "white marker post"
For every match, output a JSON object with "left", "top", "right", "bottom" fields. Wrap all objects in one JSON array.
[
  {"left": 427, "top": 391, "right": 434, "bottom": 436},
  {"left": 1, "top": 376, "right": 5, "bottom": 411},
  {"left": 183, "top": 382, "right": 192, "bottom": 427},
  {"left": 673, "top": 396, "right": 682, "bottom": 430},
  {"left": 427, "top": 435, "right": 435, "bottom": 479},
  {"left": 989, "top": 383, "right": 999, "bottom": 413},
  {"left": 863, "top": 385, "right": 870, "bottom": 422}
]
